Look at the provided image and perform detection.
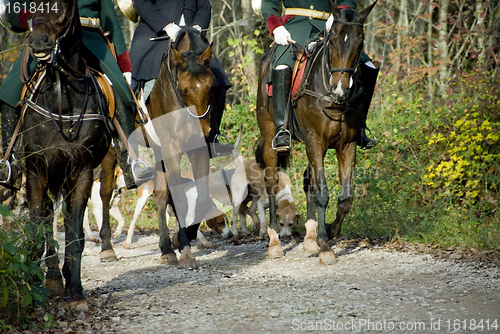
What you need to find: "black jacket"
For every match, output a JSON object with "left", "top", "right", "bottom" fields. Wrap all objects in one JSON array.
[{"left": 130, "top": 0, "right": 212, "bottom": 81}]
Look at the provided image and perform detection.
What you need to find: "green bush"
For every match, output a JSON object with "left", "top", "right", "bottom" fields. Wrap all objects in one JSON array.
[{"left": 0, "top": 209, "right": 52, "bottom": 330}]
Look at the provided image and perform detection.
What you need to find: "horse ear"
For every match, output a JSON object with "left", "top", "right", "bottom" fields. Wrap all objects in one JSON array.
[
  {"left": 359, "top": 0, "right": 378, "bottom": 24},
  {"left": 172, "top": 48, "right": 186, "bottom": 68},
  {"left": 199, "top": 42, "right": 213, "bottom": 66},
  {"left": 329, "top": 0, "right": 341, "bottom": 19}
]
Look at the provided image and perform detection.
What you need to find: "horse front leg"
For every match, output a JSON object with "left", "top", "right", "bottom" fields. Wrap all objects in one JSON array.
[
  {"left": 26, "top": 171, "right": 64, "bottom": 294},
  {"left": 99, "top": 151, "right": 118, "bottom": 262},
  {"left": 161, "top": 145, "right": 195, "bottom": 269},
  {"left": 61, "top": 168, "right": 93, "bottom": 310},
  {"left": 329, "top": 142, "right": 356, "bottom": 238},
  {"left": 154, "top": 168, "right": 178, "bottom": 265},
  {"left": 306, "top": 147, "right": 336, "bottom": 264}
]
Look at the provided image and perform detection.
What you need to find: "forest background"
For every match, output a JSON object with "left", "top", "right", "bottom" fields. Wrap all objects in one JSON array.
[{"left": 1, "top": 0, "right": 499, "bottom": 249}]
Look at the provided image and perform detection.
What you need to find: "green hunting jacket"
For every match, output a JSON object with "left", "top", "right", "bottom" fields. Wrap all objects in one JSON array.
[
  {"left": 0, "top": 0, "right": 133, "bottom": 108},
  {"left": 261, "top": 0, "right": 363, "bottom": 67}
]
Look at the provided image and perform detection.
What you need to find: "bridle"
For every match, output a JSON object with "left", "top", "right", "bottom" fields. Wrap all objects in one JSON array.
[
  {"left": 22, "top": 0, "right": 109, "bottom": 142},
  {"left": 165, "top": 42, "right": 213, "bottom": 121},
  {"left": 321, "top": 19, "right": 364, "bottom": 108}
]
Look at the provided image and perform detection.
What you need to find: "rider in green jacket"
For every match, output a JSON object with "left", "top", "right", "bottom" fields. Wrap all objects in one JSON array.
[
  {"left": 0, "top": 0, "right": 154, "bottom": 189},
  {"left": 261, "top": 0, "right": 378, "bottom": 151}
]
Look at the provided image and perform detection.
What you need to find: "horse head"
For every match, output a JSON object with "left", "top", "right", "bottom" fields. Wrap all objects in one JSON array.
[
  {"left": 171, "top": 28, "right": 214, "bottom": 137},
  {"left": 28, "top": 0, "right": 77, "bottom": 63},
  {"left": 326, "top": 0, "right": 377, "bottom": 105}
]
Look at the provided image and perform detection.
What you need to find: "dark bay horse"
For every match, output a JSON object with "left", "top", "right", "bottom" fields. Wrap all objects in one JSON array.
[
  {"left": 256, "top": 1, "right": 377, "bottom": 264},
  {"left": 21, "top": 0, "right": 112, "bottom": 309},
  {"left": 146, "top": 28, "right": 216, "bottom": 269}
]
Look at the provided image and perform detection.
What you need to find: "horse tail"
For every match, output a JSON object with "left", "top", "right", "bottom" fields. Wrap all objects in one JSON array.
[{"left": 254, "top": 137, "right": 291, "bottom": 170}]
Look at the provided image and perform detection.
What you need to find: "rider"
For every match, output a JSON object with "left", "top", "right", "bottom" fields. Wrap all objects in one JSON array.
[
  {"left": 129, "top": 0, "right": 234, "bottom": 158},
  {"left": 0, "top": 0, "right": 154, "bottom": 189},
  {"left": 261, "top": 0, "right": 378, "bottom": 151}
]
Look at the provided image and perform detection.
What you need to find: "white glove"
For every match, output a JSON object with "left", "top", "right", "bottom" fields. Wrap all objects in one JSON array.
[
  {"left": 326, "top": 15, "right": 334, "bottom": 32},
  {"left": 273, "top": 26, "right": 291, "bottom": 46},
  {"left": 123, "top": 72, "right": 132, "bottom": 85},
  {"left": 163, "top": 23, "right": 181, "bottom": 40}
]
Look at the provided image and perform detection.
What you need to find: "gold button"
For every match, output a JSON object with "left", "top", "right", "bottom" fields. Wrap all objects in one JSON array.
[{"left": 310, "top": 5, "right": 314, "bottom": 9}]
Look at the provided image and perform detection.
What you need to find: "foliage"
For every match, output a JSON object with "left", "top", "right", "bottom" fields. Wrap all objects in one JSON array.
[
  {"left": 0, "top": 210, "right": 52, "bottom": 330},
  {"left": 345, "top": 70, "right": 500, "bottom": 249}
]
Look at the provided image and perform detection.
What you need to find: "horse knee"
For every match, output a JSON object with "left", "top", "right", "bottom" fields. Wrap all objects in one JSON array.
[
  {"left": 315, "top": 185, "right": 330, "bottom": 208},
  {"left": 337, "top": 195, "right": 353, "bottom": 213}
]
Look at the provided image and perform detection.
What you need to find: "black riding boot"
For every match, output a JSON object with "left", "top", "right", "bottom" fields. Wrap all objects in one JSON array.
[
  {"left": 114, "top": 94, "right": 154, "bottom": 189},
  {"left": 0, "top": 101, "right": 23, "bottom": 189},
  {"left": 357, "top": 63, "right": 379, "bottom": 149},
  {"left": 272, "top": 66, "right": 292, "bottom": 152},
  {"left": 206, "top": 87, "right": 234, "bottom": 158}
]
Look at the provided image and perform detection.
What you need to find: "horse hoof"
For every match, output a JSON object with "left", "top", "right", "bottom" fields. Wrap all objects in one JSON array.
[
  {"left": 303, "top": 239, "right": 320, "bottom": 254},
  {"left": 268, "top": 244, "right": 284, "bottom": 258},
  {"left": 45, "top": 278, "right": 64, "bottom": 296},
  {"left": 160, "top": 253, "right": 178, "bottom": 265},
  {"left": 70, "top": 299, "right": 89, "bottom": 312},
  {"left": 178, "top": 248, "right": 197, "bottom": 269},
  {"left": 100, "top": 249, "right": 118, "bottom": 262}
]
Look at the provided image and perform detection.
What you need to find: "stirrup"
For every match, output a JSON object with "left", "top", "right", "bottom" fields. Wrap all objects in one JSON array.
[
  {"left": 130, "top": 158, "right": 155, "bottom": 183},
  {"left": 0, "top": 159, "right": 12, "bottom": 184},
  {"left": 360, "top": 127, "right": 377, "bottom": 149},
  {"left": 210, "top": 134, "right": 233, "bottom": 158},
  {"left": 272, "top": 129, "right": 292, "bottom": 152}
]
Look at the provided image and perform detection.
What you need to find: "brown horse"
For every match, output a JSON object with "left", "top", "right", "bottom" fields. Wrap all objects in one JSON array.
[
  {"left": 21, "top": 0, "right": 113, "bottom": 309},
  {"left": 256, "top": 1, "right": 377, "bottom": 264},
  {"left": 145, "top": 27, "right": 216, "bottom": 269}
]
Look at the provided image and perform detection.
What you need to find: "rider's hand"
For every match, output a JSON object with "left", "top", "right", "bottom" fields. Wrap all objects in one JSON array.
[
  {"left": 164, "top": 23, "right": 181, "bottom": 40},
  {"left": 123, "top": 72, "right": 132, "bottom": 85},
  {"left": 273, "top": 26, "right": 291, "bottom": 46}
]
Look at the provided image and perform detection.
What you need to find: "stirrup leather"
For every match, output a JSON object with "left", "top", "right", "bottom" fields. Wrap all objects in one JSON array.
[{"left": 272, "top": 129, "right": 292, "bottom": 152}]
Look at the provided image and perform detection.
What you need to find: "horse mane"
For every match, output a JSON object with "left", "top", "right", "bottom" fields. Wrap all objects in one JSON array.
[
  {"left": 339, "top": 8, "right": 357, "bottom": 22},
  {"left": 172, "top": 27, "right": 211, "bottom": 78}
]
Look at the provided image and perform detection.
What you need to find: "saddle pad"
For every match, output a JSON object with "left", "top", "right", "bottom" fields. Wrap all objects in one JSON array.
[
  {"left": 92, "top": 70, "right": 116, "bottom": 118},
  {"left": 266, "top": 57, "right": 308, "bottom": 100}
]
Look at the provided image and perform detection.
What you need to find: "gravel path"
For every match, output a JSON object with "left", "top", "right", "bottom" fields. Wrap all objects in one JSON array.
[{"left": 41, "top": 231, "right": 500, "bottom": 333}]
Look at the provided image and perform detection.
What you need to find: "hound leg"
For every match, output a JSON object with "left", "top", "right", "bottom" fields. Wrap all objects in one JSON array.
[
  {"left": 263, "top": 152, "right": 283, "bottom": 258},
  {"left": 123, "top": 181, "right": 153, "bottom": 248},
  {"left": 83, "top": 206, "right": 100, "bottom": 243}
]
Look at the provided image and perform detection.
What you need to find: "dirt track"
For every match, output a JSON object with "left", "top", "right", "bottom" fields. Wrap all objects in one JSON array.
[{"left": 26, "top": 231, "right": 500, "bottom": 333}]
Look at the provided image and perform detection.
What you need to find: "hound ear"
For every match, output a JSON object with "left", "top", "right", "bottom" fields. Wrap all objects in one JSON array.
[
  {"left": 172, "top": 48, "right": 186, "bottom": 68},
  {"left": 329, "top": 0, "right": 341, "bottom": 19},
  {"left": 359, "top": 0, "right": 378, "bottom": 24},
  {"left": 199, "top": 42, "right": 213, "bottom": 66}
]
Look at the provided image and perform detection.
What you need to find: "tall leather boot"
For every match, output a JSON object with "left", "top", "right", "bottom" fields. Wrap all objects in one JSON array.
[
  {"left": 0, "top": 101, "right": 23, "bottom": 189},
  {"left": 206, "top": 87, "right": 234, "bottom": 158},
  {"left": 114, "top": 94, "right": 154, "bottom": 190},
  {"left": 272, "top": 66, "right": 292, "bottom": 152},
  {"left": 357, "top": 62, "right": 379, "bottom": 149}
]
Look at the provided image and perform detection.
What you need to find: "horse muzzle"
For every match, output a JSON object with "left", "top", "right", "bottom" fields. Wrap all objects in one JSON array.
[{"left": 28, "top": 33, "right": 55, "bottom": 62}]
